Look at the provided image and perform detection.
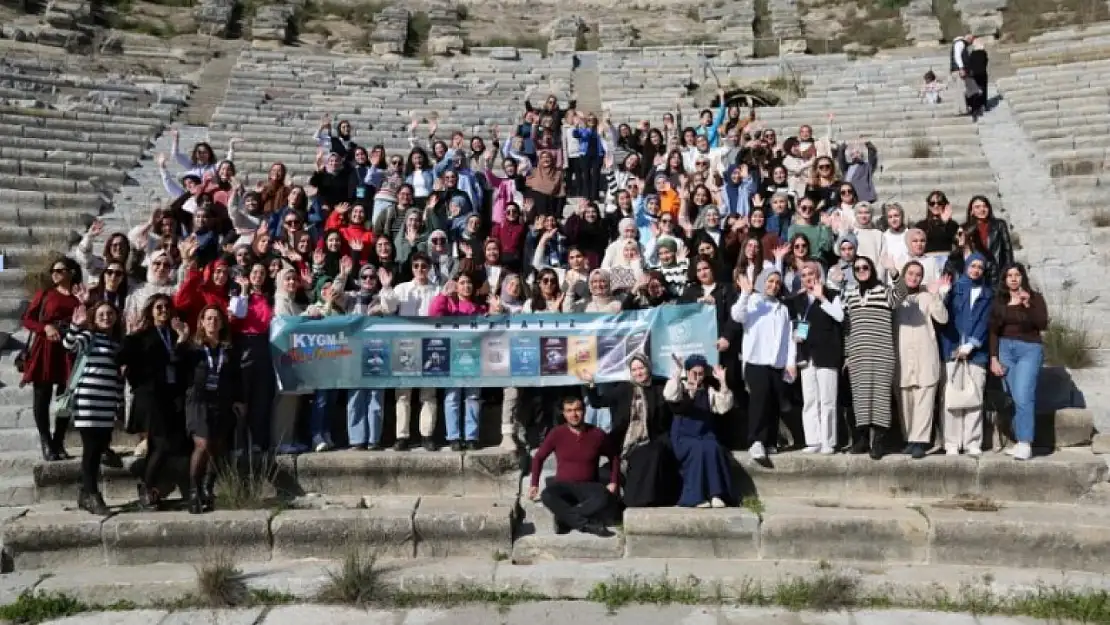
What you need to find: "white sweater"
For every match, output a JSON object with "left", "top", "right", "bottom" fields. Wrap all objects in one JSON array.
[
  {"left": 380, "top": 281, "right": 441, "bottom": 316},
  {"left": 730, "top": 292, "right": 796, "bottom": 369}
]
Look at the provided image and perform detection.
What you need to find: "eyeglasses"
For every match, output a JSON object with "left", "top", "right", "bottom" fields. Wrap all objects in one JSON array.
[
  {"left": 104, "top": 269, "right": 123, "bottom": 277},
  {"left": 285, "top": 220, "right": 302, "bottom": 226},
  {"left": 839, "top": 190, "right": 854, "bottom": 196},
  {"left": 799, "top": 205, "right": 814, "bottom": 211},
  {"left": 853, "top": 265, "right": 871, "bottom": 272}
]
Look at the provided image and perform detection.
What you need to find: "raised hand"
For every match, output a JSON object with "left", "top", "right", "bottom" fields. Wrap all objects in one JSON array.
[
  {"left": 671, "top": 352, "right": 684, "bottom": 372},
  {"left": 712, "top": 364, "right": 726, "bottom": 382},
  {"left": 235, "top": 274, "right": 251, "bottom": 293},
  {"left": 350, "top": 237, "right": 363, "bottom": 253},
  {"left": 378, "top": 267, "right": 394, "bottom": 289},
  {"left": 737, "top": 274, "right": 753, "bottom": 294},
  {"left": 751, "top": 193, "right": 764, "bottom": 208},
  {"left": 71, "top": 304, "right": 87, "bottom": 327},
  {"left": 773, "top": 242, "right": 790, "bottom": 259},
  {"left": 171, "top": 317, "right": 189, "bottom": 342},
  {"left": 156, "top": 153, "right": 167, "bottom": 170},
  {"left": 940, "top": 203, "right": 953, "bottom": 222},
  {"left": 169, "top": 128, "right": 179, "bottom": 142},
  {"left": 829, "top": 266, "right": 844, "bottom": 284},
  {"left": 335, "top": 202, "right": 350, "bottom": 214},
  {"left": 312, "top": 248, "right": 326, "bottom": 266},
  {"left": 442, "top": 280, "right": 457, "bottom": 297},
  {"left": 89, "top": 219, "right": 104, "bottom": 237},
  {"left": 339, "top": 255, "right": 354, "bottom": 275}
]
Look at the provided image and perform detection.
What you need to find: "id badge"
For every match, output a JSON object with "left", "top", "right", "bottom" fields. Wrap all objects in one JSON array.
[
  {"left": 165, "top": 366, "right": 176, "bottom": 385},
  {"left": 794, "top": 321, "right": 810, "bottom": 342}
]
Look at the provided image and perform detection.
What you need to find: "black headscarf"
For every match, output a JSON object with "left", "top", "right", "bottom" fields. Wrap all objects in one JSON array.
[{"left": 855, "top": 255, "right": 880, "bottom": 294}]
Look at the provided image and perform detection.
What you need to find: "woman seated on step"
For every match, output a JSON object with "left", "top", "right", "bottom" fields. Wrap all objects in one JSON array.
[
  {"left": 578, "top": 354, "right": 680, "bottom": 508},
  {"left": 664, "top": 353, "right": 735, "bottom": 509}
]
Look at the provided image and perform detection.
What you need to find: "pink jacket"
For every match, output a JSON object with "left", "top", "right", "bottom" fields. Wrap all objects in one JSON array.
[
  {"left": 429, "top": 293, "right": 488, "bottom": 317},
  {"left": 485, "top": 170, "right": 520, "bottom": 225}
]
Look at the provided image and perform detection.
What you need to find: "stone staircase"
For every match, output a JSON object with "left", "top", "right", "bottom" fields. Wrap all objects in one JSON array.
[
  {"left": 182, "top": 48, "right": 241, "bottom": 127},
  {"left": 571, "top": 52, "right": 602, "bottom": 115}
]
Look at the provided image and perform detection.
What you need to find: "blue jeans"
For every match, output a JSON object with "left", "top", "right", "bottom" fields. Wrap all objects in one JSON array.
[
  {"left": 998, "top": 338, "right": 1043, "bottom": 444},
  {"left": 347, "top": 389, "right": 385, "bottom": 446},
  {"left": 444, "top": 387, "right": 480, "bottom": 442},
  {"left": 585, "top": 399, "right": 612, "bottom": 433},
  {"left": 311, "top": 390, "right": 338, "bottom": 447}
]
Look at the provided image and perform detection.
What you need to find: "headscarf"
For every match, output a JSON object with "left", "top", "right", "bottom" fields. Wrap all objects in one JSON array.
[
  {"left": 723, "top": 165, "right": 741, "bottom": 213},
  {"left": 656, "top": 236, "right": 678, "bottom": 261},
  {"left": 684, "top": 354, "right": 709, "bottom": 371},
  {"left": 836, "top": 231, "right": 859, "bottom": 256},
  {"left": 526, "top": 156, "right": 563, "bottom": 196},
  {"left": 959, "top": 252, "right": 987, "bottom": 288},
  {"left": 499, "top": 273, "right": 525, "bottom": 308},
  {"left": 855, "top": 256, "right": 880, "bottom": 293},
  {"left": 146, "top": 250, "right": 172, "bottom": 286},
  {"left": 754, "top": 266, "right": 782, "bottom": 298},
  {"left": 618, "top": 217, "right": 637, "bottom": 239}
]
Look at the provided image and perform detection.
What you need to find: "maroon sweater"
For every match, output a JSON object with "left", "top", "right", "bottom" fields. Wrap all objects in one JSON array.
[{"left": 530, "top": 424, "right": 619, "bottom": 488}]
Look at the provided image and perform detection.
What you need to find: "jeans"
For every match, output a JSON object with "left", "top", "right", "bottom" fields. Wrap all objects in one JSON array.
[
  {"left": 585, "top": 399, "right": 612, "bottom": 433},
  {"left": 998, "top": 339, "right": 1043, "bottom": 443},
  {"left": 444, "top": 387, "right": 480, "bottom": 442},
  {"left": 311, "top": 390, "right": 338, "bottom": 447},
  {"left": 347, "top": 389, "right": 385, "bottom": 446}
]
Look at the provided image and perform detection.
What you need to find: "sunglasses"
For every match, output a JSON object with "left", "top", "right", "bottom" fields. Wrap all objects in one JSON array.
[
  {"left": 540, "top": 277, "right": 557, "bottom": 284},
  {"left": 840, "top": 190, "right": 854, "bottom": 195},
  {"left": 361, "top": 274, "right": 377, "bottom": 280},
  {"left": 793, "top": 243, "right": 808, "bottom": 249},
  {"left": 285, "top": 220, "right": 302, "bottom": 226},
  {"left": 51, "top": 267, "right": 68, "bottom": 274},
  {"left": 799, "top": 205, "right": 814, "bottom": 211},
  {"left": 104, "top": 269, "right": 124, "bottom": 277},
  {"left": 853, "top": 265, "right": 871, "bottom": 272},
  {"left": 928, "top": 200, "right": 942, "bottom": 206}
]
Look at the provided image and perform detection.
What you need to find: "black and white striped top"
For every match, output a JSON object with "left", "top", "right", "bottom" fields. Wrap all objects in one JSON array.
[
  {"left": 62, "top": 328, "right": 124, "bottom": 429},
  {"left": 842, "top": 283, "right": 900, "bottom": 362}
]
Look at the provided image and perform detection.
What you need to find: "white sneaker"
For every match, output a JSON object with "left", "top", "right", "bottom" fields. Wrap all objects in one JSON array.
[
  {"left": 133, "top": 439, "right": 148, "bottom": 458},
  {"left": 314, "top": 441, "right": 330, "bottom": 453},
  {"left": 945, "top": 449, "right": 960, "bottom": 456},
  {"left": 801, "top": 445, "right": 820, "bottom": 454},
  {"left": 819, "top": 446, "right": 836, "bottom": 455},
  {"left": 966, "top": 446, "right": 982, "bottom": 457},
  {"left": 1012, "top": 442, "right": 1032, "bottom": 461},
  {"left": 1004, "top": 445, "right": 1017, "bottom": 456},
  {"left": 499, "top": 437, "right": 518, "bottom": 453},
  {"left": 749, "top": 441, "right": 766, "bottom": 460},
  {"left": 696, "top": 501, "right": 712, "bottom": 508},
  {"left": 710, "top": 497, "right": 726, "bottom": 508}
]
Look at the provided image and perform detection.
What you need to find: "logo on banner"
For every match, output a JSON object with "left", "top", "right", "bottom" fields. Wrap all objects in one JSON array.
[{"left": 286, "top": 332, "right": 353, "bottom": 363}]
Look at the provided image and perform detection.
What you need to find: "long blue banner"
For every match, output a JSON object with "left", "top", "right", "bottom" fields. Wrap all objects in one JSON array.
[{"left": 268, "top": 303, "right": 718, "bottom": 391}]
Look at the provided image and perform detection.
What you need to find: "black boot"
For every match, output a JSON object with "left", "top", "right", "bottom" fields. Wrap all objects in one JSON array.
[
  {"left": 40, "top": 435, "right": 54, "bottom": 462},
  {"left": 849, "top": 429, "right": 870, "bottom": 454},
  {"left": 50, "top": 419, "right": 72, "bottom": 460},
  {"left": 870, "top": 428, "right": 886, "bottom": 460},
  {"left": 79, "top": 490, "right": 110, "bottom": 516},
  {"left": 188, "top": 488, "right": 204, "bottom": 514},
  {"left": 101, "top": 448, "right": 124, "bottom": 469},
  {"left": 203, "top": 473, "right": 217, "bottom": 512},
  {"left": 137, "top": 484, "right": 160, "bottom": 511}
]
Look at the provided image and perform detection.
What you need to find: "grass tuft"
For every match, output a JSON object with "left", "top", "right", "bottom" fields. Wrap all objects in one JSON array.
[
  {"left": 1043, "top": 318, "right": 1098, "bottom": 369},
  {"left": 0, "top": 591, "right": 87, "bottom": 623},
  {"left": 587, "top": 575, "right": 703, "bottom": 611},
  {"left": 317, "top": 550, "right": 385, "bottom": 606},
  {"left": 213, "top": 454, "right": 280, "bottom": 511},
  {"left": 771, "top": 569, "right": 866, "bottom": 611},
  {"left": 741, "top": 497, "right": 766, "bottom": 518},
  {"left": 1090, "top": 209, "right": 1110, "bottom": 227},
  {"left": 910, "top": 136, "right": 933, "bottom": 159},
  {"left": 195, "top": 551, "right": 248, "bottom": 608}
]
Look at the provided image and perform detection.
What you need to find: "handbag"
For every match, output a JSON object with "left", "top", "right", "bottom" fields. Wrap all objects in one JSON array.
[
  {"left": 51, "top": 342, "right": 89, "bottom": 420},
  {"left": 945, "top": 360, "right": 982, "bottom": 411},
  {"left": 14, "top": 294, "right": 47, "bottom": 374}
]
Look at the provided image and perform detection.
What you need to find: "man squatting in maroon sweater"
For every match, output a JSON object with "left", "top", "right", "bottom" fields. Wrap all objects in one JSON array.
[{"left": 528, "top": 395, "right": 618, "bottom": 537}]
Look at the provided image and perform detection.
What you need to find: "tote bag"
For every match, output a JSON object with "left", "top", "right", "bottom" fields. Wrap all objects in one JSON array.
[
  {"left": 945, "top": 360, "right": 982, "bottom": 411},
  {"left": 51, "top": 346, "right": 90, "bottom": 420}
]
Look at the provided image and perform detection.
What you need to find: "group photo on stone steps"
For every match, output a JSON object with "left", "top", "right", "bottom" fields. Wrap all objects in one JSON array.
[{"left": 12, "top": 73, "right": 1063, "bottom": 533}]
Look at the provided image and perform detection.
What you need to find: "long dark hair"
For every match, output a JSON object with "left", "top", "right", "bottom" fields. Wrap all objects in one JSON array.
[
  {"left": 88, "top": 261, "right": 129, "bottom": 310},
  {"left": 529, "top": 268, "right": 562, "bottom": 312},
  {"left": 139, "top": 293, "right": 175, "bottom": 331},
  {"left": 992, "top": 262, "right": 1033, "bottom": 298}
]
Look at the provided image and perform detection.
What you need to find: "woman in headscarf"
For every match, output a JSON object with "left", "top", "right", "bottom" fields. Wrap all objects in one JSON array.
[
  {"left": 732, "top": 266, "right": 796, "bottom": 460},
  {"left": 842, "top": 255, "right": 907, "bottom": 459},
  {"left": 567, "top": 268, "right": 623, "bottom": 313},
  {"left": 305, "top": 263, "right": 352, "bottom": 452},
  {"left": 989, "top": 263, "right": 1049, "bottom": 461},
  {"left": 651, "top": 236, "right": 689, "bottom": 297},
  {"left": 939, "top": 252, "right": 993, "bottom": 456},
  {"left": 498, "top": 273, "right": 527, "bottom": 313},
  {"left": 393, "top": 207, "right": 426, "bottom": 269},
  {"left": 632, "top": 270, "right": 674, "bottom": 309},
  {"left": 579, "top": 353, "right": 679, "bottom": 508},
  {"left": 882, "top": 202, "right": 909, "bottom": 270},
  {"left": 894, "top": 260, "right": 949, "bottom": 459},
  {"left": 788, "top": 261, "right": 845, "bottom": 454},
  {"left": 125, "top": 249, "right": 178, "bottom": 333},
  {"left": 664, "top": 354, "right": 734, "bottom": 508},
  {"left": 608, "top": 238, "right": 647, "bottom": 294},
  {"left": 601, "top": 217, "right": 641, "bottom": 270},
  {"left": 563, "top": 201, "right": 609, "bottom": 271},
  {"left": 423, "top": 229, "right": 456, "bottom": 286},
  {"left": 525, "top": 150, "right": 566, "bottom": 217}
]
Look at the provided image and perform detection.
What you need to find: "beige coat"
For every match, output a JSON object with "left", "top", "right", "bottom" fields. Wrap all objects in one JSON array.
[{"left": 894, "top": 290, "right": 948, "bottom": 388}]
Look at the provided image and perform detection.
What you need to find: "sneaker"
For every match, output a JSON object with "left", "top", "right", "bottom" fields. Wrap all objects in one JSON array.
[
  {"left": 422, "top": 437, "right": 438, "bottom": 452},
  {"left": 911, "top": 444, "right": 927, "bottom": 460},
  {"left": 449, "top": 441, "right": 463, "bottom": 452},
  {"left": 349, "top": 444, "right": 368, "bottom": 451},
  {"left": 696, "top": 501, "right": 712, "bottom": 508},
  {"left": 945, "top": 449, "right": 960, "bottom": 456},
  {"left": 966, "top": 446, "right": 982, "bottom": 457},
  {"left": 819, "top": 446, "right": 836, "bottom": 455},
  {"left": 748, "top": 441, "right": 766, "bottom": 460},
  {"left": 1012, "top": 442, "right": 1032, "bottom": 461},
  {"left": 393, "top": 438, "right": 410, "bottom": 452},
  {"left": 366, "top": 443, "right": 383, "bottom": 451},
  {"left": 710, "top": 497, "right": 726, "bottom": 508},
  {"left": 314, "top": 441, "right": 330, "bottom": 453},
  {"left": 133, "top": 439, "right": 148, "bottom": 458},
  {"left": 1003, "top": 445, "right": 1017, "bottom": 456},
  {"left": 801, "top": 445, "right": 820, "bottom": 454}
]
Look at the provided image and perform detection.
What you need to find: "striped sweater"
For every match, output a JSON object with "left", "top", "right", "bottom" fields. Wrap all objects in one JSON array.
[{"left": 62, "top": 328, "right": 124, "bottom": 429}]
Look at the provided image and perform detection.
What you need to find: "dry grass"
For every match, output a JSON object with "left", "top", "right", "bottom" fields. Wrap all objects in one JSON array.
[
  {"left": 910, "top": 136, "right": 933, "bottom": 159},
  {"left": 1042, "top": 296, "right": 1100, "bottom": 369},
  {"left": 195, "top": 551, "right": 249, "bottom": 608},
  {"left": 935, "top": 494, "right": 1002, "bottom": 512},
  {"left": 317, "top": 551, "right": 385, "bottom": 606},
  {"left": 932, "top": 0, "right": 968, "bottom": 40},
  {"left": 1090, "top": 209, "right": 1110, "bottom": 227},
  {"left": 1002, "top": 0, "right": 1109, "bottom": 42}
]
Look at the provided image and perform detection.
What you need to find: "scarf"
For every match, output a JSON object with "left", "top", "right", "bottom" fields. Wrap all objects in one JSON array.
[{"left": 527, "top": 162, "right": 563, "bottom": 196}]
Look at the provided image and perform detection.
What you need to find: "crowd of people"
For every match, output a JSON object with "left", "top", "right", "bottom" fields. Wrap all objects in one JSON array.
[{"left": 16, "top": 88, "right": 1049, "bottom": 530}]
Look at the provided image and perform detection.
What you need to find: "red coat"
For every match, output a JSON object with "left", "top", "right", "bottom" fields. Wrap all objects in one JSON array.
[
  {"left": 173, "top": 265, "right": 230, "bottom": 330},
  {"left": 323, "top": 210, "right": 374, "bottom": 262},
  {"left": 20, "top": 288, "right": 79, "bottom": 386}
]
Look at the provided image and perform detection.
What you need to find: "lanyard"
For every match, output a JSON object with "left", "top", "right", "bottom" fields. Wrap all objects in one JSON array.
[
  {"left": 204, "top": 346, "right": 224, "bottom": 378},
  {"left": 799, "top": 296, "right": 817, "bottom": 322},
  {"left": 157, "top": 327, "right": 174, "bottom": 355}
]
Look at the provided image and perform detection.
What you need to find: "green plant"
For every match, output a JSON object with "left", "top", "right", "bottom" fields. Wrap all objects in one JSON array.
[
  {"left": 0, "top": 591, "right": 87, "bottom": 623},
  {"left": 196, "top": 551, "right": 248, "bottom": 607},
  {"left": 770, "top": 569, "right": 864, "bottom": 611},
  {"left": 910, "top": 136, "right": 932, "bottom": 158},
  {"left": 404, "top": 10, "right": 431, "bottom": 57},
  {"left": 455, "top": 4, "right": 468, "bottom": 19},
  {"left": 1043, "top": 316, "right": 1098, "bottom": 368},
  {"left": 587, "top": 575, "right": 703, "bottom": 611},
  {"left": 248, "top": 588, "right": 298, "bottom": 604},
  {"left": 213, "top": 453, "right": 279, "bottom": 510},
  {"left": 491, "top": 550, "right": 509, "bottom": 562},
  {"left": 741, "top": 497, "right": 765, "bottom": 518},
  {"left": 318, "top": 551, "right": 384, "bottom": 606}
]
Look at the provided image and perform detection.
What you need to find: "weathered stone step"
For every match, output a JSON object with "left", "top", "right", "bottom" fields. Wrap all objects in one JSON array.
[
  {"left": 0, "top": 495, "right": 514, "bottom": 570},
  {"left": 32, "top": 448, "right": 521, "bottom": 504},
  {"left": 516, "top": 496, "right": 1110, "bottom": 573}
]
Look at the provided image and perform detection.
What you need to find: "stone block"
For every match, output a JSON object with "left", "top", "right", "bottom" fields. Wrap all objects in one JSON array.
[
  {"left": 461, "top": 449, "right": 522, "bottom": 497},
  {"left": 293, "top": 450, "right": 464, "bottom": 496},
  {"left": 413, "top": 496, "right": 513, "bottom": 558},
  {"left": 759, "top": 500, "right": 928, "bottom": 563},
  {"left": 973, "top": 450, "right": 1107, "bottom": 502},
  {"left": 927, "top": 502, "right": 1110, "bottom": 572},
  {"left": 1092, "top": 432, "right": 1110, "bottom": 454},
  {"left": 1, "top": 512, "right": 104, "bottom": 569},
  {"left": 1037, "top": 407, "right": 1094, "bottom": 448},
  {"left": 271, "top": 501, "right": 416, "bottom": 560},
  {"left": 101, "top": 510, "right": 273, "bottom": 566},
  {"left": 161, "top": 609, "right": 265, "bottom": 625},
  {"left": 622, "top": 507, "right": 758, "bottom": 558}
]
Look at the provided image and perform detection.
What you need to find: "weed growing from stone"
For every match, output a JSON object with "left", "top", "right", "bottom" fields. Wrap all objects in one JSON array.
[
  {"left": 770, "top": 570, "right": 865, "bottom": 611},
  {"left": 214, "top": 453, "right": 280, "bottom": 510},
  {"left": 1043, "top": 307, "right": 1099, "bottom": 369},
  {"left": 741, "top": 497, "right": 765, "bottom": 518},
  {"left": 317, "top": 550, "right": 384, "bottom": 606},
  {"left": 1090, "top": 209, "right": 1110, "bottom": 228},
  {"left": 195, "top": 551, "right": 249, "bottom": 607},
  {"left": 910, "top": 136, "right": 932, "bottom": 159},
  {"left": 0, "top": 591, "right": 134, "bottom": 624},
  {"left": 492, "top": 550, "right": 509, "bottom": 562},
  {"left": 587, "top": 574, "right": 703, "bottom": 611},
  {"left": 248, "top": 588, "right": 298, "bottom": 605},
  {"left": 391, "top": 584, "right": 547, "bottom": 612}
]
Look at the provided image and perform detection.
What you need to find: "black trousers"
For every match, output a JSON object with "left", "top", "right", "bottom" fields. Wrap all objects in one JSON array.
[
  {"left": 79, "top": 428, "right": 113, "bottom": 494},
  {"left": 143, "top": 434, "right": 172, "bottom": 490},
  {"left": 565, "top": 156, "right": 582, "bottom": 197},
  {"left": 32, "top": 382, "right": 60, "bottom": 439},
  {"left": 581, "top": 155, "right": 602, "bottom": 201},
  {"left": 745, "top": 363, "right": 787, "bottom": 447},
  {"left": 541, "top": 481, "right": 611, "bottom": 530}
]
